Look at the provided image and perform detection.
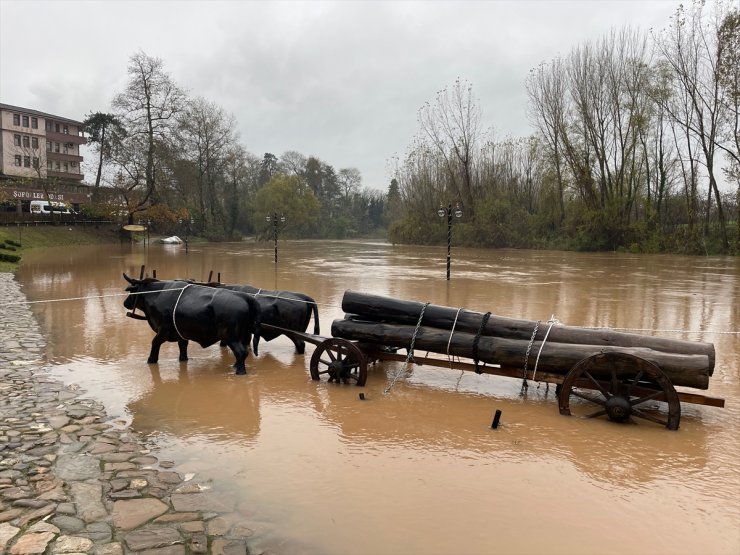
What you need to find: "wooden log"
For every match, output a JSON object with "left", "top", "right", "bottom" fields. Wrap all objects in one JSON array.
[
  {"left": 341, "top": 291, "right": 715, "bottom": 375},
  {"left": 331, "top": 319, "right": 711, "bottom": 390}
]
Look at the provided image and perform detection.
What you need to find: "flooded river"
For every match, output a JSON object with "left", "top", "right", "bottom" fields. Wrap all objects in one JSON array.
[{"left": 14, "top": 240, "right": 740, "bottom": 554}]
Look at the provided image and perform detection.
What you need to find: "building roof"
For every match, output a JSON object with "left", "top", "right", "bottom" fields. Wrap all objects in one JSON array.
[{"left": 0, "top": 103, "right": 84, "bottom": 126}]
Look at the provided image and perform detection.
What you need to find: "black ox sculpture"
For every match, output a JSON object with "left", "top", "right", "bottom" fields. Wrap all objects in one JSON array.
[
  {"left": 123, "top": 274, "right": 262, "bottom": 375},
  {"left": 220, "top": 284, "right": 320, "bottom": 354}
]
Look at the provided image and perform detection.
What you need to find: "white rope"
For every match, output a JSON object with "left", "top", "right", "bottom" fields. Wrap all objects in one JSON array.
[
  {"left": 446, "top": 308, "right": 462, "bottom": 357},
  {"left": 2, "top": 287, "right": 188, "bottom": 305},
  {"left": 172, "top": 284, "right": 192, "bottom": 341},
  {"left": 532, "top": 315, "right": 559, "bottom": 382},
  {"left": 579, "top": 326, "right": 740, "bottom": 335},
  {"left": 446, "top": 308, "right": 463, "bottom": 369}
]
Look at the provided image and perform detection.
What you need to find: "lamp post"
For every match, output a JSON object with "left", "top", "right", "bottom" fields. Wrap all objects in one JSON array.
[
  {"left": 437, "top": 203, "right": 463, "bottom": 280},
  {"left": 179, "top": 217, "right": 194, "bottom": 253},
  {"left": 146, "top": 219, "right": 151, "bottom": 246},
  {"left": 266, "top": 212, "right": 286, "bottom": 263}
]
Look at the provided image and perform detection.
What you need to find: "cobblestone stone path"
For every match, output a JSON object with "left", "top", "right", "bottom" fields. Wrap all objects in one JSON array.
[{"left": 0, "top": 273, "right": 256, "bottom": 555}]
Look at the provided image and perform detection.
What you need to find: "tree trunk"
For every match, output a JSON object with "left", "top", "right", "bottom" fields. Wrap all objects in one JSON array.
[
  {"left": 340, "top": 291, "right": 715, "bottom": 372},
  {"left": 332, "top": 319, "right": 711, "bottom": 389}
]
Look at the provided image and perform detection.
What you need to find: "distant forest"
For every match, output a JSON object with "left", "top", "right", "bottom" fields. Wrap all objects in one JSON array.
[{"left": 82, "top": 0, "right": 737, "bottom": 254}]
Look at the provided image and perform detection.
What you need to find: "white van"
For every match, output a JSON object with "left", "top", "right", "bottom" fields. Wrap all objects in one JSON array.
[{"left": 30, "top": 200, "right": 76, "bottom": 215}]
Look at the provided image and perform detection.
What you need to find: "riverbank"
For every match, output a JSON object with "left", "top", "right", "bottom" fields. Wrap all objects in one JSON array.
[
  {"left": 0, "top": 273, "right": 256, "bottom": 554},
  {"left": 0, "top": 226, "right": 120, "bottom": 272}
]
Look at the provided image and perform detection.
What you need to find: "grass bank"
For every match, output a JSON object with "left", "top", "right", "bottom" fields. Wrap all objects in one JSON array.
[{"left": 0, "top": 224, "right": 120, "bottom": 272}]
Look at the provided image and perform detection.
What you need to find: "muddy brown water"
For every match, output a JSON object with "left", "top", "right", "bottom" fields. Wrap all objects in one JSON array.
[{"left": 14, "top": 240, "right": 740, "bottom": 555}]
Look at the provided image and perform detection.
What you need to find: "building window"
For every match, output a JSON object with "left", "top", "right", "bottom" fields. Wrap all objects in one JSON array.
[
  {"left": 31, "top": 137, "right": 38, "bottom": 149},
  {"left": 14, "top": 134, "right": 21, "bottom": 146},
  {"left": 63, "top": 162, "right": 69, "bottom": 172},
  {"left": 63, "top": 144, "right": 69, "bottom": 154},
  {"left": 23, "top": 156, "right": 31, "bottom": 168},
  {"left": 22, "top": 136, "right": 30, "bottom": 148},
  {"left": 22, "top": 115, "right": 29, "bottom": 127},
  {"left": 31, "top": 117, "right": 38, "bottom": 129},
  {"left": 46, "top": 140, "right": 52, "bottom": 151},
  {"left": 32, "top": 157, "right": 39, "bottom": 169},
  {"left": 46, "top": 121, "right": 52, "bottom": 131},
  {"left": 55, "top": 123, "right": 60, "bottom": 133},
  {"left": 47, "top": 160, "right": 53, "bottom": 170},
  {"left": 55, "top": 142, "right": 60, "bottom": 153},
  {"left": 14, "top": 155, "right": 22, "bottom": 166},
  {"left": 13, "top": 114, "right": 20, "bottom": 125},
  {"left": 63, "top": 125, "right": 69, "bottom": 134},
  {"left": 56, "top": 161, "right": 61, "bottom": 170}
]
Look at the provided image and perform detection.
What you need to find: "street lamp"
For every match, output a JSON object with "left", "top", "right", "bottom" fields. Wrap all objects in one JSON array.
[
  {"left": 266, "top": 212, "right": 286, "bottom": 263},
  {"left": 179, "top": 217, "right": 194, "bottom": 253},
  {"left": 437, "top": 203, "right": 463, "bottom": 280}
]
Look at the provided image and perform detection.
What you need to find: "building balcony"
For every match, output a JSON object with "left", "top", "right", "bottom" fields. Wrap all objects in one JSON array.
[
  {"left": 47, "top": 170, "right": 84, "bottom": 181},
  {"left": 46, "top": 130, "right": 86, "bottom": 145},
  {"left": 46, "top": 151, "right": 83, "bottom": 163}
]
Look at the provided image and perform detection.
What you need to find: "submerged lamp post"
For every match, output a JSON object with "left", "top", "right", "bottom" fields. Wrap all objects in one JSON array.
[
  {"left": 266, "top": 212, "right": 286, "bottom": 263},
  {"left": 437, "top": 203, "right": 463, "bottom": 280},
  {"left": 179, "top": 217, "right": 194, "bottom": 253}
]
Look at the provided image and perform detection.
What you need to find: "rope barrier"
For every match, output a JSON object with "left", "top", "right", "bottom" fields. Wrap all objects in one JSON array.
[{"left": 3, "top": 288, "right": 740, "bottom": 335}]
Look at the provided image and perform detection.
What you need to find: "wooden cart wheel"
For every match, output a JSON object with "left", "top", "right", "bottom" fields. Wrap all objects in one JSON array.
[
  {"left": 558, "top": 352, "right": 681, "bottom": 430},
  {"left": 310, "top": 338, "right": 367, "bottom": 386}
]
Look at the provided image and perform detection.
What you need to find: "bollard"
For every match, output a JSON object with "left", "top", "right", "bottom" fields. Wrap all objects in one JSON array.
[{"left": 491, "top": 409, "right": 502, "bottom": 429}]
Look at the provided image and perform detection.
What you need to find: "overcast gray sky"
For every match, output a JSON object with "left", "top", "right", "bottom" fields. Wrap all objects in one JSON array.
[{"left": 1, "top": 0, "right": 682, "bottom": 190}]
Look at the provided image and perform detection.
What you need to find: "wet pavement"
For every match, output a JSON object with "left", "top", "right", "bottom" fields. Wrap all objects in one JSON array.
[{"left": 0, "top": 273, "right": 256, "bottom": 555}]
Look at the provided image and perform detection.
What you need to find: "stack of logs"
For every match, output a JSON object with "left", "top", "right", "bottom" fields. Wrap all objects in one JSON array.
[{"left": 331, "top": 291, "right": 715, "bottom": 389}]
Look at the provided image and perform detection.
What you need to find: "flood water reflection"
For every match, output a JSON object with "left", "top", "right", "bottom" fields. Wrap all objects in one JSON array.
[{"left": 15, "top": 240, "right": 740, "bottom": 555}]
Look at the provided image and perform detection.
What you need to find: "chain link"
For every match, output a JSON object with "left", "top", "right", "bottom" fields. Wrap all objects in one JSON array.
[
  {"left": 521, "top": 320, "right": 540, "bottom": 390},
  {"left": 384, "top": 301, "right": 429, "bottom": 395}
]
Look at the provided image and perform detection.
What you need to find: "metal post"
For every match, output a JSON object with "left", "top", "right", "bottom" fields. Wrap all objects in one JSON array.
[
  {"left": 446, "top": 203, "right": 452, "bottom": 281},
  {"left": 273, "top": 211, "right": 278, "bottom": 263}
]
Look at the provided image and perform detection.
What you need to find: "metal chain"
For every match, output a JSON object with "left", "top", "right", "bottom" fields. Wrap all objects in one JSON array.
[
  {"left": 522, "top": 320, "right": 540, "bottom": 390},
  {"left": 384, "top": 301, "right": 429, "bottom": 395}
]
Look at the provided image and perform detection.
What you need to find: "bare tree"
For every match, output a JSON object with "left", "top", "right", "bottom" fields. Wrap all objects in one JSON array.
[
  {"left": 177, "top": 96, "right": 237, "bottom": 228},
  {"left": 418, "top": 78, "right": 481, "bottom": 212},
  {"left": 655, "top": 1, "right": 731, "bottom": 250},
  {"left": 279, "top": 151, "right": 308, "bottom": 176},
  {"left": 111, "top": 51, "right": 186, "bottom": 221},
  {"left": 526, "top": 58, "right": 569, "bottom": 222}
]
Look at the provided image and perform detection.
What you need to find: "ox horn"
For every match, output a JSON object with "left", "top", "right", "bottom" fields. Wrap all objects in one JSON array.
[{"left": 123, "top": 273, "right": 137, "bottom": 285}]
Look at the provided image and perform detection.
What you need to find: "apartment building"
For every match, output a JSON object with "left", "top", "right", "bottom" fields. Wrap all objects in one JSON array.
[{"left": 0, "top": 103, "right": 86, "bottom": 182}]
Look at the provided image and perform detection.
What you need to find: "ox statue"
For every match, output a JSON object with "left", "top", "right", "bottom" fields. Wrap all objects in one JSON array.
[
  {"left": 222, "top": 285, "right": 320, "bottom": 354},
  {"left": 123, "top": 274, "right": 261, "bottom": 375}
]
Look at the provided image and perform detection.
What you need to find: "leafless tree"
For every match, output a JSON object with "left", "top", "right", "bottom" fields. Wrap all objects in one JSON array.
[
  {"left": 111, "top": 51, "right": 186, "bottom": 221},
  {"left": 526, "top": 58, "right": 569, "bottom": 222},
  {"left": 654, "top": 1, "right": 731, "bottom": 250},
  {"left": 418, "top": 78, "right": 481, "bottom": 212},
  {"left": 177, "top": 96, "right": 237, "bottom": 228}
]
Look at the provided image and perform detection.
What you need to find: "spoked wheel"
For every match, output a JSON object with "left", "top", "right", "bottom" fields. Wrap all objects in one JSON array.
[
  {"left": 558, "top": 352, "right": 681, "bottom": 430},
  {"left": 310, "top": 338, "right": 367, "bottom": 386}
]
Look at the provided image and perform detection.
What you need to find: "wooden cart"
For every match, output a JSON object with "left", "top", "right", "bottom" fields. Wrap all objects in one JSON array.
[{"left": 260, "top": 298, "right": 725, "bottom": 431}]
